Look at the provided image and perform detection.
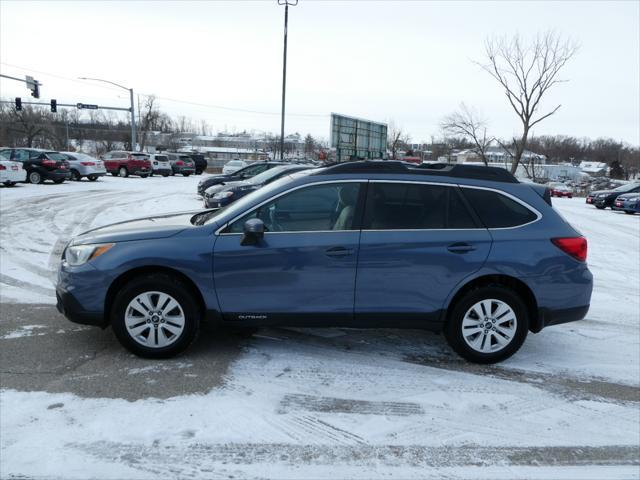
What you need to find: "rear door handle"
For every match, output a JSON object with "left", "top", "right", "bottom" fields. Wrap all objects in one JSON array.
[
  {"left": 447, "top": 243, "right": 476, "bottom": 254},
  {"left": 325, "top": 246, "right": 354, "bottom": 257}
]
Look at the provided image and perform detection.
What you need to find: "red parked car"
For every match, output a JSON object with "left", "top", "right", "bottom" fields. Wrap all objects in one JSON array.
[
  {"left": 548, "top": 182, "right": 573, "bottom": 198},
  {"left": 101, "top": 151, "right": 152, "bottom": 178}
]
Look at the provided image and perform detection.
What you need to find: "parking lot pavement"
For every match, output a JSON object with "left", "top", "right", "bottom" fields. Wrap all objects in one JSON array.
[{"left": 0, "top": 303, "right": 241, "bottom": 400}]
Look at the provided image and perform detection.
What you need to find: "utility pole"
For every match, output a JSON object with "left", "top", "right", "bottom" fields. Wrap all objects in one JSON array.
[
  {"left": 278, "top": 0, "right": 298, "bottom": 160},
  {"left": 78, "top": 77, "right": 137, "bottom": 151}
]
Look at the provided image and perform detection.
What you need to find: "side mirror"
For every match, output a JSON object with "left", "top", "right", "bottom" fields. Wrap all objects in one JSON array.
[{"left": 240, "top": 218, "right": 265, "bottom": 246}]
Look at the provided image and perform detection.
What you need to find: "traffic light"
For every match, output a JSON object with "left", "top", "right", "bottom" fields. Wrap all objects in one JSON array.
[
  {"left": 15, "top": 97, "right": 22, "bottom": 111},
  {"left": 50, "top": 99, "right": 57, "bottom": 113}
]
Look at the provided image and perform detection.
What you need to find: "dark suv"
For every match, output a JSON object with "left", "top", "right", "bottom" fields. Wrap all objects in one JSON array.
[
  {"left": 187, "top": 154, "right": 207, "bottom": 175},
  {"left": 166, "top": 153, "right": 196, "bottom": 176},
  {"left": 0, "top": 148, "right": 71, "bottom": 184},
  {"left": 56, "top": 162, "right": 592, "bottom": 364}
]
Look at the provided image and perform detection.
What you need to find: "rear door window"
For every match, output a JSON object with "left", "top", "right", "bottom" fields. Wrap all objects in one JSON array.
[
  {"left": 460, "top": 188, "right": 538, "bottom": 228},
  {"left": 363, "top": 182, "right": 477, "bottom": 230}
]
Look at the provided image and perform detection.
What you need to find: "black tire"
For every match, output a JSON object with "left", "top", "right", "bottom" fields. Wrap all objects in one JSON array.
[
  {"left": 118, "top": 167, "right": 129, "bottom": 178},
  {"left": 53, "top": 179, "right": 65, "bottom": 184},
  {"left": 111, "top": 172, "right": 118, "bottom": 177},
  {"left": 140, "top": 174, "right": 149, "bottom": 178},
  {"left": 149, "top": 172, "right": 154, "bottom": 177},
  {"left": 88, "top": 175, "right": 98, "bottom": 182},
  {"left": 595, "top": 205, "right": 605, "bottom": 209},
  {"left": 444, "top": 286, "right": 528, "bottom": 364},
  {"left": 28, "top": 171, "right": 42, "bottom": 184},
  {"left": 71, "top": 169, "right": 82, "bottom": 181},
  {"left": 162, "top": 173, "right": 169, "bottom": 177},
  {"left": 625, "top": 210, "right": 635, "bottom": 215},
  {"left": 183, "top": 173, "right": 191, "bottom": 177},
  {"left": 111, "top": 273, "right": 200, "bottom": 358},
  {"left": 4, "top": 181, "right": 15, "bottom": 187}
]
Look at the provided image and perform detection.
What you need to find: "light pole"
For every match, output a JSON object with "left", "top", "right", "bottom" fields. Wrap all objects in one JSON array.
[
  {"left": 278, "top": 0, "right": 298, "bottom": 160},
  {"left": 78, "top": 77, "right": 137, "bottom": 151}
]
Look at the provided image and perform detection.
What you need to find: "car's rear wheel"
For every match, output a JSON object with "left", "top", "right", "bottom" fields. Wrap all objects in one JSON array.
[
  {"left": 28, "top": 171, "right": 42, "bottom": 184},
  {"left": 111, "top": 274, "right": 200, "bottom": 358},
  {"left": 4, "top": 181, "right": 15, "bottom": 187},
  {"left": 444, "top": 286, "right": 528, "bottom": 364},
  {"left": 71, "top": 169, "right": 82, "bottom": 181},
  {"left": 53, "top": 179, "right": 65, "bottom": 184},
  {"left": 88, "top": 175, "right": 98, "bottom": 181},
  {"left": 118, "top": 167, "right": 129, "bottom": 178},
  {"left": 625, "top": 210, "right": 635, "bottom": 215}
]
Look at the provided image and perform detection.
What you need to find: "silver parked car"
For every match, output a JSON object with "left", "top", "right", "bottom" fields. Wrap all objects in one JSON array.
[{"left": 61, "top": 152, "right": 107, "bottom": 181}]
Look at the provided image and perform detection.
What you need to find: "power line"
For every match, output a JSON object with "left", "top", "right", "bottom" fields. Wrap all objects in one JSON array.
[{"left": 0, "top": 62, "right": 329, "bottom": 119}]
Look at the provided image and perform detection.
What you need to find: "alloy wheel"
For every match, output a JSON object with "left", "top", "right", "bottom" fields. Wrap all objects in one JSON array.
[
  {"left": 461, "top": 299, "right": 517, "bottom": 353},
  {"left": 124, "top": 291, "right": 185, "bottom": 348}
]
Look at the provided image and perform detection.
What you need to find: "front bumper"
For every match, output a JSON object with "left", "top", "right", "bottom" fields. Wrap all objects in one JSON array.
[{"left": 56, "top": 286, "right": 107, "bottom": 327}]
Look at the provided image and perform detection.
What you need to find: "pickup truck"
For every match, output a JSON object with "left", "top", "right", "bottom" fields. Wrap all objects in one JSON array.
[{"left": 102, "top": 151, "right": 152, "bottom": 178}]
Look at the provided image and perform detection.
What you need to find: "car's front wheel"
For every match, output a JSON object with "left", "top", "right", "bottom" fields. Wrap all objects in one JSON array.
[
  {"left": 111, "top": 274, "right": 200, "bottom": 358},
  {"left": 118, "top": 167, "right": 129, "bottom": 178},
  {"left": 87, "top": 175, "right": 98, "bottom": 181},
  {"left": 444, "top": 286, "right": 528, "bottom": 364}
]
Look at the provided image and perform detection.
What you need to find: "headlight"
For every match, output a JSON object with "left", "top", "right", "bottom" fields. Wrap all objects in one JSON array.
[
  {"left": 64, "top": 243, "right": 114, "bottom": 266},
  {"left": 212, "top": 191, "right": 234, "bottom": 200}
]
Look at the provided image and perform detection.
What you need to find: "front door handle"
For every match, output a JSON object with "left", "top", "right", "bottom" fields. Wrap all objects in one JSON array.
[
  {"left": 447, "top": 243, "right": 476, "bottom": 254},
  {"left": 325, "top": 246, "right": 354, "bottom": 257}
]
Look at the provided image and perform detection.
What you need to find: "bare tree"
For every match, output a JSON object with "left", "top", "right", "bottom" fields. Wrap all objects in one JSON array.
[
  {"left": 138, "top": 95, "right": 161, "bottom": 152},
  {"left": 387, "top": 123, "right": 411, "bottom": 159},
  {"left": 441, "top": 103, "right": 493, "bottom": 166},
  {"left": 478, "top": 31, "right": 579, "bottom": 173}
]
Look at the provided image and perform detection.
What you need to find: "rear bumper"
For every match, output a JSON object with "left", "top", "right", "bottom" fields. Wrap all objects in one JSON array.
[
  {"left": 132, "top": 169, "right": 151, "bottom": 176},
  {"left": 0, "top": 169, "right": 26, "bottom": 183},
  {"left": 56, "top": 287, "right": 106, "bottom": 328},
  {"left": 43, "top": 169, "right": 72, "bottom": 180},
  {"left": 153, "top": 168, "right": 172, "bottom": 175},
  {"left": 535, "top": 305, "right": 590, "bottom": 332},
  {"left": 174, "top": 167, "right": 196, "bottom": 175}
]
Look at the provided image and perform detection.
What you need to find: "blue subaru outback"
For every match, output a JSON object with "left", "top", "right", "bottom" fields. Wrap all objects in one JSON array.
[{"left": 56, "top": 162, "right": 593, "bottom": 363}]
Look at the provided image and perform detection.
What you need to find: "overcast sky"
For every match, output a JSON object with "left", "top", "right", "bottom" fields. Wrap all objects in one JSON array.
[{"left": 1, "top": 0, "right": 638, "bottom": 145}]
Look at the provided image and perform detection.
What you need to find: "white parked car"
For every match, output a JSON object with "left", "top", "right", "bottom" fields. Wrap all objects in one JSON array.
[
  {"left": 148, "top": 154, "right": 172, "bottom": 177},
  {"left": 222, "top": 159, "right": 248, "bottom": 175},
  {"left": 0, "top": 151, "right": 26, "bottom": 186}
]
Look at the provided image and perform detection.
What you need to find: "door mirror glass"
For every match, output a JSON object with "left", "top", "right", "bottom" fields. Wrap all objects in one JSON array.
[{"left": 241, "top": 218, "right": 265, "bottom": 246}]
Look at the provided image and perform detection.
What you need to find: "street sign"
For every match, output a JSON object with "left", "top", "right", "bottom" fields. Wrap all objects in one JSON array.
[
  {"left": 76, "top": 103, "right": 98, "bottom": 110},
  {"left": 330, "top": 113, "right": 387, "bottom": 162}
]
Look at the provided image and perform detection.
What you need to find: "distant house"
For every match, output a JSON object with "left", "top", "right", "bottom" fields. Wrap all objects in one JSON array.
[
  {"left": 456, "top": 146, "right": 546, "bottom": 166},
  {"left": 579, "top": 161, "right": 608, "bottom": 177}
]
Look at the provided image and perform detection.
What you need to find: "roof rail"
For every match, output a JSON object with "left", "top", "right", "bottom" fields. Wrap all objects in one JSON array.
[{"left": 316, "top": 161, "right": 519, "bottom": 183}]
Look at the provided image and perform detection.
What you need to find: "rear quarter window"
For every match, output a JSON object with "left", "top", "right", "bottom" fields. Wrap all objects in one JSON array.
[{"left": 461, "top": 188, "right": 538, "bottom": 228}]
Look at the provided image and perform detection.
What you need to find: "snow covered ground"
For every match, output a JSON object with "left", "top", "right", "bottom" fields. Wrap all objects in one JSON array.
[{"left": 1, "top": 177, "right": 639, "bottom": 479}]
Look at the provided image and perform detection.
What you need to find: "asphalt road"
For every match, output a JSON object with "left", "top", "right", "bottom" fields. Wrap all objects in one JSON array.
[{"left": 0, "top": 303, "right": 242, "bottom": 401}]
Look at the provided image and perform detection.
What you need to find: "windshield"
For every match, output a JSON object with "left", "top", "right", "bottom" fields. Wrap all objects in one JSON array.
[
  {"left": 613, "top": 183, "right": 639, "bottom": 193},
  {"left": 199, "top": 170, "right": 314, "bottom": 225},
  {"left": 247, "top": 165, "right": 299, "bottom": 185},
  {"left": 45, "top": 152, "right": 68, "bottom": 161}
]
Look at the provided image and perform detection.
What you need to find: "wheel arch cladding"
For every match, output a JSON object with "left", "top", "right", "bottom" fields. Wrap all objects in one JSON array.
[
  {"left": 446, "top": 274, "right": 540, "bottom": 332},
  {"left": 105, "top": 266, "right": 206, "bottom": 324}
]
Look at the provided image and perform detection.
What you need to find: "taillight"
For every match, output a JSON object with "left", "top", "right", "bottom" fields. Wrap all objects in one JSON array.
[
  {"left": 552, "top": 237, "right": 587, "bottom": 262},
  {"left": 80, "top": 162, "right": 95, "bottom": 166},
  {"left": 0, "top": 165, "right": 6, "bottom": 170},
  {"left": 42, "top": 159, "right": 57, "bottom": 168},
  {"left": 176, "top": 161, "right": 184, "bottom": 166}
]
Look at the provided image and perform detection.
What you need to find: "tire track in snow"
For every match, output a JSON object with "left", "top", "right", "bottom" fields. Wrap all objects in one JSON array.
[
  {"left": 73, "top": 442, "right": 639, "bottom": 473},
  {"left": 264, "top": 327, "right": 639, "bottom": 405}
]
